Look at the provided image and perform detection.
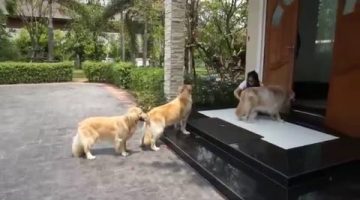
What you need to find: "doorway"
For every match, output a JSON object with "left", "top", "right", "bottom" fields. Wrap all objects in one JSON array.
[{"left": 292, "top": 0, "right": 339, "bottom": 117}]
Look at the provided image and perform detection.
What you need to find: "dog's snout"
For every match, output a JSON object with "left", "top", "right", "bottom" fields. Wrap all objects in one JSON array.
[{"left": 139, "top": 113, "right": 148, "bottom": 122}]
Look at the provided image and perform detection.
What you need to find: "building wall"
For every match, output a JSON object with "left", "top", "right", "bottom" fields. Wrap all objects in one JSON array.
[{"left": 245, "top": 0, "right": 267, "bottom": 81}]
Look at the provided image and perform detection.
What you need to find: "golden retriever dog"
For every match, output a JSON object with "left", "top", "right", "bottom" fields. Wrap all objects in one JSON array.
[
  {"left": 72, "top": 107, "right": 148, "bottom": 160},
  {"left": 141, "top": 84, "right": 193, "bottom": 151},
  {"left": 235, "top": 86, "right": 294, "bottom": 122}
]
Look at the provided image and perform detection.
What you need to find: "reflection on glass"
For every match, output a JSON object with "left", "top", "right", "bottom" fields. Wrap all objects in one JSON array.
[
  {"left": 272, "top": 4, "right": 284, "bottom": 26},
  {"left": 343, "top": 0, "right": 357, "bottom": 15},
  {"left": 315, "top": 0, "right": 338, "bottom": 53},
  {"left": 294, "top": 0, "right": 339, "bottom": 84},
  {"left": 283, "top": 0, "right": 294, "bottom": 6}
]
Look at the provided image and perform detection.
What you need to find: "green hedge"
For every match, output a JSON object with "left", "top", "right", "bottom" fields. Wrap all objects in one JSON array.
[
  {"left": 110, "top": 62, "right": 133, "bottom": 88},
  {"left": 192, "top": 77, "right": 239, "bottom": 108},
  {"left": 128, "top": 68, "right": 165, "bottom": 110},
  {"left": 83, "top": 61, "right": 135, "bottom": 87},
  {"left": 129, "top": 68, "right": 164, "bottom": 93},
  {"left": 82, "top": 61, "right": 112, "bottom": 82},
  {"left": 82, "top": 61, "right": 238, "bottom": 110},
  {"left": 0, "top": 62, "right": 73, "bottom": 84}
]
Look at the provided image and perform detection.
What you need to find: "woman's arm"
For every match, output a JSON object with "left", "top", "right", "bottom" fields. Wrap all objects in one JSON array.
[
  {"left": 234, "top": 87, "right": 241, "bottom": 100},
  {"left": 234, "top": 80, "right": 246, "bottom": 100}
]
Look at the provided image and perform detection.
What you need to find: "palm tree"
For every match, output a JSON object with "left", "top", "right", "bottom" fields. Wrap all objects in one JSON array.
[{"left": 60, "top": 0, "right": 134, "bottom": 62}]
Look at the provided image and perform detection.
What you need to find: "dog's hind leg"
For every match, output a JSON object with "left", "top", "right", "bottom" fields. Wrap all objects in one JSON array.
[
  {"left": 72, "top": 134, "right": 85, "bottom": 157},
  {"left": 150, "top": 124, "right": 164, "bottom": 151},
  {"left": 80, "top": 130, "right": 96, "bottom": 160},
  {"left": 83, "top": 140, "right": 96, "bottom": 160}
]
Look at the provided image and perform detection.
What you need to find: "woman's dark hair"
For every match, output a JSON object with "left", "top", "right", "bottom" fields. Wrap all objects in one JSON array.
[{"left": 246, "top": 70, "right": 260, "bottom": 87}]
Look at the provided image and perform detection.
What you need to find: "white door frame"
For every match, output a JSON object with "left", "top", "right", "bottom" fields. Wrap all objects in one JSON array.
[{"left": 245, "top": 0, "right": 267, "bottom": 81}]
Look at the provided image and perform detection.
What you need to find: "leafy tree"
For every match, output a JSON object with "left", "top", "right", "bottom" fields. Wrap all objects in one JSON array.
[
  {"left": 15, "top": 28, "right": 65, "bottom": 61},
  {"left": 7, "top": 0, "right": 49, "bottom": 61},
  {"left": 57, "top": 1, "right": 109, "bottom": 67},
  {"left": 185, "top": 0, "right": 200, "bottom": 77},
  {"left": 0, "top": 9, "right": 7, "bottom": 41},
  {"left": 196, "top": 0, "right": 248, "bottom": 82},
  {"left": 133, "top": 0, "right": 164, "bottom": 67},
  {"left": 58, "top": 0, "right": 133, "bottom": 66},
  {"left": 0, "top": 9, "right": 20, "bottom": 61}
]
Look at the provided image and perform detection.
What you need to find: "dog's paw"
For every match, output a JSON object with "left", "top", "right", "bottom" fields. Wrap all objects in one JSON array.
[
  {"left": 182, "top": 130, "right": 191, "bottom": 135},
  {"left": 121, "top": 151, "right": 129, "bottom": 157},
  {"left": 151, "top": 146, "right": 160, "bottom": 151},
  {"left": 86, "top": 155, "right": 96, "bottom": 160}
]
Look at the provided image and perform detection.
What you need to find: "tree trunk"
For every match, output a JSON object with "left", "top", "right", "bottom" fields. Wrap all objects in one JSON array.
[
  {"left": 30, "top": 36, "right": 36, "bottom": 62},
  {"left": 48, "top": 0, "right": 54, "bottom": 61},
  {"left": 121, "top": 11, "right": 125, "bottom": 61},
  {"left": 184, "top": 46, "right": 189, "bottom": 74},
  {"left": 93, "top": 33, "right": 98, "bottom": 60},
  {"left": 185, "top": 0, "right": 199, "bottom": 76},
  {"left": 189, "top": 46, "right": 195, "bottom": 75},
  {"left": 142, "top": 19, "right": 148, "bottom": 67}
]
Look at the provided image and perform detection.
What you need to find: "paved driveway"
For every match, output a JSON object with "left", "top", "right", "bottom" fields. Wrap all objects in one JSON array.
[{"left": 0, "top": 83, "right": 224, "bottom": 200}]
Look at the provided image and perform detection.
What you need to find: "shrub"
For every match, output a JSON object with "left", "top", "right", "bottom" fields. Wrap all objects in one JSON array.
[
  {"left": 82, "top": 61, "right": 112, "bottom": 82},
  {"left": 0, "top": 62, "right": 73, "bottom": 84},
  {"left": 110, "top": 62, "right": 134, "bottom": 88},
  {"left": 129, "top": 67, "right": 164, "bottom": 93},
  {"left": 187, "top": 75, "right": 240, "bottom": 109},
  {"left": 82, "top": 62, "right": 239, "bottom": 109},
  {"left": 0, "top": 38, "right": 21, "bottom": 61},
  {"left": 128, "top": 68, "right": 165, "bottom": 110}
]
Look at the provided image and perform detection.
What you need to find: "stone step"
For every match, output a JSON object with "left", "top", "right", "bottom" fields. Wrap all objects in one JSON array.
[{"left": 187, "top": 117, "right": 360, "bottom": 187}]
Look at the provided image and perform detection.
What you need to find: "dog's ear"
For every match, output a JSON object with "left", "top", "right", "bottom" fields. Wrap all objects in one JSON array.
[
  {"left": 177, "top": 85, "right": 185, "bottom": 94},
  {"left": 178, "top": 84, "right": 193, "bottom": 94},
  {"left": 186, "top": 84, "right": 193, "bottom": 93}
]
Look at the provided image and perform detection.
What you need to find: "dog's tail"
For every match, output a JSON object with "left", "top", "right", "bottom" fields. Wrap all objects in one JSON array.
[
  {"left": 72, "top": 133, "right": 84, "bottom": 157},
  {"left": 140, "top": 121, "right": 152, "bottom": 147}
]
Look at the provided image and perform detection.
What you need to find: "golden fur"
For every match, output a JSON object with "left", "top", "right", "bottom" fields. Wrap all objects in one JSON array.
[
  {"left": 141, "top": 84, "right": 193, "bottom": 151},
  {"left": 72, "top": 107, "right": 147, "bottom": 159},
  {"left": 235, "top": 86, "right": 294, "bottom": 122}
]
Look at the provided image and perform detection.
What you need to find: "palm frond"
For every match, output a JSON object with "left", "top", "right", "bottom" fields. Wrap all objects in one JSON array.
[{"left": 102, "top": 0, "right": 132, "bottom": 20}]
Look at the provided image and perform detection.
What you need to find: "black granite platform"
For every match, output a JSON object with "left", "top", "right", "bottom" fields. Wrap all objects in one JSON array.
[
  {"left": 162, "top": 111, "right": 360, "bottom": 200},
  {"left": 162, "top": 129, "right": 360, "bottom": 200},
  {"left": 188, "top": 117, "right": 360, "bottom": 187}
]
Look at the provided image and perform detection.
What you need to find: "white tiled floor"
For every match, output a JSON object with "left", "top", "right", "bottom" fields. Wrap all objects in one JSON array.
[{"left": 199, "top": 108, "right": 338, "bottom": 149}]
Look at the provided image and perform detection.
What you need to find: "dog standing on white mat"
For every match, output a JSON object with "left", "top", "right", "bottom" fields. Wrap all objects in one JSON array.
[{"left": 235, "top": 86, "right": 294, "bottom": 122}]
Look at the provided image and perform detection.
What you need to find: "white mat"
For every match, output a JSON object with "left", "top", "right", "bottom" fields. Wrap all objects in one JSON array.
[{"left": 199, "top": 108, "right": 338, "bottom": 149}]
